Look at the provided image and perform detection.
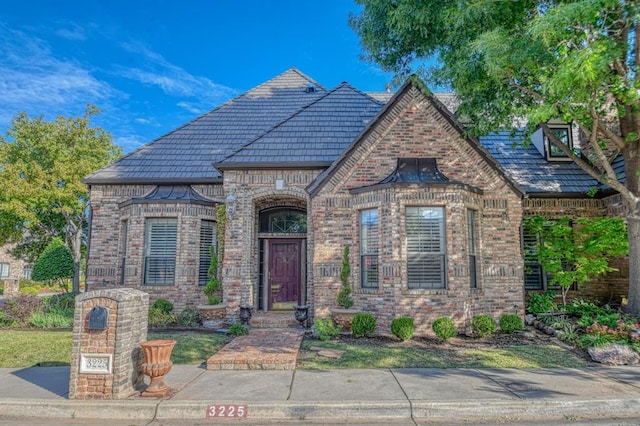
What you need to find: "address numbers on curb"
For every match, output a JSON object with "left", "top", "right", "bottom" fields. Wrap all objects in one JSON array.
[{"left": 207, "top": 404, "right": 248, "bottom": 418}]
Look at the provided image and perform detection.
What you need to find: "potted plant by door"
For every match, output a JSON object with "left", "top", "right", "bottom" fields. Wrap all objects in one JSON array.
[
  {"left": 198, "top": 245, "right": 227, "bottom": 328},
  {"left": 330, "top": 245, "right": 360, "bottom": 333}
]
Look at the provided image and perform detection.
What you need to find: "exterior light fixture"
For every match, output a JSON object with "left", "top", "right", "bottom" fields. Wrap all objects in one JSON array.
[{"left": 225, "top": 193, "right": 237, "bottom": 217}]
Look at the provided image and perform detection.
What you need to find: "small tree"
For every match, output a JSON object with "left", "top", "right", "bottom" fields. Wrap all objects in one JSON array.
[
  {"left": 31, "top": 238, "right": 74, "bottom": 292},
  {"left": 203, "top": 245, "right": 222, "bottom": 305},
  {"left": 525, "top": 216, "right": 628, "bottom": 305},
  {"left": 337, "top": 245, "right": 354, "bottom": 308}
]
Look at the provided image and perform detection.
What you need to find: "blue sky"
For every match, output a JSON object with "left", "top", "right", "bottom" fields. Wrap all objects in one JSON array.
[{"left": 0, "top": 1, "right": 397, "bottom": 153}]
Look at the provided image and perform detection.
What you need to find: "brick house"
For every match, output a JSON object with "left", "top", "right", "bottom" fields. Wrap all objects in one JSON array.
[{"left": 83, "top": 68, "right": 627, "bottom": 334}]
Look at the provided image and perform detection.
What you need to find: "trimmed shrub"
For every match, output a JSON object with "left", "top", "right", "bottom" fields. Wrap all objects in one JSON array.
[
  {"left": 432, "top": 317, "right": 457, "bottom": 340},
  {"left": 178, "top": 308, "right": 201, "bottom": 327},
  {"left": 152, "top": 298, "right": 174, "bottom": 314},
  {"left": 472, "top": 315, "right": 497, "bottom": 337},
  {"left": 31, "top": 238, "right": 74, "bottom": 291},
  {"left": 352, "top": 312, "right": 376, "bottom": 337},
  {"left": 337, "top": 246, "right": 354, "bottom": 308},
  {"left": 148, "top": 308, "right": 177, "bottom": 327},
  {"left": 42, "top": 293, "right": 75, "bottom": 312},
  {"left": 499, "top": 314, "right": 524, "bottom": 333},
  {"left": 313, "top": 318, "right": 341, "bottom": 341},
  {"left": 391, "top": 317, "right": 414, "bottom": 341}
]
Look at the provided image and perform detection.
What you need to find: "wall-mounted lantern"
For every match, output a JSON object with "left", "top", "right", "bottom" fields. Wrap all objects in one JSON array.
[{"left": 225, "top": 193, "right": 237, "bottom": 218}]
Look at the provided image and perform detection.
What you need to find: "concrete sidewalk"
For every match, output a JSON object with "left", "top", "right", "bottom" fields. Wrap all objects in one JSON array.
[{"left": 1, "top": 365, "right": 640, "bottom": 424}]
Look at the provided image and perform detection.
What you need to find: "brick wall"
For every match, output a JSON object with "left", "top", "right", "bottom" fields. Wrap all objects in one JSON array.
[
  {"left": 86, "top": 184, "right": 222, "bottom": 310},
  {"left": 311, "top": 85, "right": 524, "bottom": 335}
]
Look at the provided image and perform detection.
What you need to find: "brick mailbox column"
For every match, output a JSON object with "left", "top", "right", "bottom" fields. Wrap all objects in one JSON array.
[{"left": 69, "top": 288, "right": 149, "bottom": 399}]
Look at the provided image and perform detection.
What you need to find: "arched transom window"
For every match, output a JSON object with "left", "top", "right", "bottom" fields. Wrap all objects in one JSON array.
[{"left": 259, "top": 208, "right": 307, "bottom": 233}]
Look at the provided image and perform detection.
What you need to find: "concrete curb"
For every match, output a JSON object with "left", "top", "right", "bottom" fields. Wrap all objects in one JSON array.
[{"left": 3, "top": 398, "right": 640, "bottom": 423}]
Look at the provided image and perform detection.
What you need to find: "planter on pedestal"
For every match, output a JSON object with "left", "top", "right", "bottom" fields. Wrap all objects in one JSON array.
[
  {"left": 330, "top": 307, "right": 361, "bottom": 334},
  {"left": 197, "top": 303, "right": 228, "bottom": 329},
  {"left": 140, "top": 339, "right": 176, "bottom": 397}
]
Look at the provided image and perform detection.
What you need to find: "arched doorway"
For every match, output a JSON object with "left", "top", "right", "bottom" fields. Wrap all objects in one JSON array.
[{"left": 258, "top": 207, "right": 307, "bottom": 311}]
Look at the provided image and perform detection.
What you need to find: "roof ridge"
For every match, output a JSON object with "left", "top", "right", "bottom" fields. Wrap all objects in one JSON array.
[{"left": 215, "top": 82, "right": 380, "bottom": 166}]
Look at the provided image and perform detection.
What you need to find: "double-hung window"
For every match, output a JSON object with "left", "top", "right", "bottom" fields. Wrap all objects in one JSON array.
[
  {"left": 360, "top": 209, "right": 379, "bottom": 289},
  {"left": 406, "top": 207, "right": 446, "bottom": 289},
  {"left": 0, "top": 263, "right": 9, "bottom": 279},
  {"left": 199, "top": 220, "right": 217, "bottom": 286},
  {"left": 144, "top": 218, "right": 177, "bottom": 286}
]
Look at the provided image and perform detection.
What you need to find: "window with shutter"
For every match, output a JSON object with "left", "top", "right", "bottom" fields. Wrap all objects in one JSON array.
[
  {"left": 467, "top": 209, "right": 478, "bottom": 288},
  {"left": 406, "top": 207, "right": 446, "bottom": 289},
  {"left": 199, "top": 220, "right": 217, "bottom": 286},
  {"left": 522, "top": 227, "right": 545, "bottom": 290},
  {"left": 144, "top": 218, "right": 177, "bottom": 286},
  {"left": 360, "top": 209, "right": 379, "bottom": 289}
]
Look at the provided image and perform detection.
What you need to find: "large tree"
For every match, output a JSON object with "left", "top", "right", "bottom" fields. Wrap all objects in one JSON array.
[
  {"left": 0, "top": 106, "right": 122, "bottom": 293},
  {"left": 351, "top": 0, "right": 640, "bottom": 314}
]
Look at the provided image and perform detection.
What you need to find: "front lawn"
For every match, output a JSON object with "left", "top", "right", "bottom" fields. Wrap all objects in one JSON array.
[{"left": 0, "top": 330, "right": 231, "bottom": 368}]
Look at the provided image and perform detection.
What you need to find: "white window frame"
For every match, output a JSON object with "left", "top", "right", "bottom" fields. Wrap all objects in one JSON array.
[{"left": 0, "top": 263, "right": 9, "bottom": 279}]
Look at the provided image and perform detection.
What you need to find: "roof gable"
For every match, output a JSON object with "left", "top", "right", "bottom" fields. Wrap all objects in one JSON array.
[
  {"left": 83, "top": 68, "right": 326, "bottom": 184},
  {"left": 215, "top": 83, "right": 384, "bottom": 168},
  {"left": 307, "top": 78, "right": 523, "bottom": 197}
]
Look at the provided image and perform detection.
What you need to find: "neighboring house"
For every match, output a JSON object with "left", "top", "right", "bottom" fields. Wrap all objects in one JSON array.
[
  {"left": 0, "top": 244, "right": 32, "bottom": 282},
  {"left": 83, "top": 68, "right": 627, "bottom": 333}
]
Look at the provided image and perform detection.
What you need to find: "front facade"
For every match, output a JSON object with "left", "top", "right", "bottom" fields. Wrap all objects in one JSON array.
[{"left": 84, "top": 69, "right": 627, "bottom": 334}]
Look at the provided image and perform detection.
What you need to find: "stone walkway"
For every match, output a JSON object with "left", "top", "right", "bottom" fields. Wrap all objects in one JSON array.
[{"left": 206, "top": 328, "right": 304, "bottom": 370}]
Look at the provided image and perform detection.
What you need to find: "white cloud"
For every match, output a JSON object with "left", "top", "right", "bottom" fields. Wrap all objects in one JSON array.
[
  {"left": 117, "top": 41, "right": 238, "bottom": 111},
  {"left": 0, "top": 24, "right": 118, "bottom": 128},
  {"left": 54, "top": 21, "right": 88, "bottom": 41},
  {"left": 113, "top": 134, "right": 146, "bottom": 153}
]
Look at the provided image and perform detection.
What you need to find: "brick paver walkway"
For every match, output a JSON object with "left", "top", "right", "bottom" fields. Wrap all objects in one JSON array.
[{"left": 206, "top": 328, "right": 304, "bottom": 370}]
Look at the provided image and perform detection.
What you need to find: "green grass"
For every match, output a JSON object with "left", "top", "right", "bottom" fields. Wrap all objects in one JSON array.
[
  {"left": 297, "top": 340, "right": 592, "bottom": 369},
  {"left": 0, "top": 330, "right": 231, "bottom": 368}
]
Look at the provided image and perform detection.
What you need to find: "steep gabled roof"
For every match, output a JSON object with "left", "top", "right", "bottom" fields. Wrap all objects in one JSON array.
[
  {"left": 83, "top": 68, "right": 326, "bottom": 184},
  {"left": 479, "top": 132, "right": 611, "bottom": 195},
  {"left": 215, "top": 83, "right": 384, "bottom": 169},
  {"left": 307, "top": 78, "right": 524, "bottom": 197}
]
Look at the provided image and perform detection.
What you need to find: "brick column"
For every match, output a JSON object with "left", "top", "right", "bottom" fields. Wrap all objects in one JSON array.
[{"left": 68, "top": 288, "right": 149, "bottom": 399}]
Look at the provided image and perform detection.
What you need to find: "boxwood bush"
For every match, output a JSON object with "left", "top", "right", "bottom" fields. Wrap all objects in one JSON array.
[
  {"left": 471, "top": 314, "right": 497, "bottom": 337},
  {"left": 432, "top": 317, "right": 457, "bottom": 340},
  {"left": 352, "top": 312, "right": 376, "bottom": 337},
  {"left": 499, "top": 314, "right": 524, "bottom": 333},
  {"left": 391, "top": 317, "right": 414, "bottom": 341}
]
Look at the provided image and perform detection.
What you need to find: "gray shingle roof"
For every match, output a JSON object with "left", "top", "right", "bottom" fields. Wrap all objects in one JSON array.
[
  {"left": 216, "top": 83, "right": 384, "bottom": 168},
  {"left": 84, "top": 68, "right": 326, "bottom": 184},
  {"left": 479, "top": 132, "right": 602, "bottom": 194}
]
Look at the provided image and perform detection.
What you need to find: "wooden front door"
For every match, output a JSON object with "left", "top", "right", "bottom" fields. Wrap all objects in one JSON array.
[{"left": 268, "top": 240, "right": 301, "bottom": 310}]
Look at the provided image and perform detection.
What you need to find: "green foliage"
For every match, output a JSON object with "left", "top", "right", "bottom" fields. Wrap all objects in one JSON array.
[
  {"left": 351, "top": 0, "right": 640, "bottom": 315},
  {"left": 526, "top": 290, "right": 557, "bottom": 314},
  {"left": 148, "top": 308, "right": 177, "bottom": 327},
  {"left": 0, "top": 106, "right": 123, "bottom": 293},
  {"left": 391, "top": 317, "right": 415, "bottom": 341},
  {"left": 432, "top": 317, "right": 457, "bottom": 340},
  {"left": 562, "top": 298, "right": 614, "bottom": 318},
  {"left": 524, "top": 216, "right": 628, "bottom": 305},
  {"left": 3, "top": 295, "right": 43, "bottom": 326},
  {"left": 177, "top": 308, "right": 201, "bottom": 327},
  {"left": 499, "top": 314, "right": 524, "bottom": 334},
  {"left": 204, "top": 245, "right": 222, "bottom": 305},
  {"left": 29, "top": 311, "right": 73, "bottom": 328},
  {"left": 471, "top": 315, "right": 497, "bottom": 338},
  {"left": 313, "top": 318, "right": 341, "bottom": 341},
  {"left": 152, "top": 298, "right": 174, "bottom": 314},
  {"left": 227, "top": 323, "right": 249, "bottom": 336},
  {"left": 0, "top": 310, "right": 9, "bottom": 326},
  {"left": 352, "top": 312, "right": 376, "bottom": 337},
  {"left": 337, "top": 245, "right": 354, "bottom": 308},
  {"left": 31, "top": 238, "right": 74, "bottom": 290},
  {"left": 42, "top": 293, "right": 75, "bottom": 311}
]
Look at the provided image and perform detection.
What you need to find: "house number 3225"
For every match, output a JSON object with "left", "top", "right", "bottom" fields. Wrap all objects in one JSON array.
[{"left": 207, "top": 404, "right": 247, "bottom": 418}]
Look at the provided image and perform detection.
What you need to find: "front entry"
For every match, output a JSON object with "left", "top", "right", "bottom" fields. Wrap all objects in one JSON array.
[{"left": 267, "top": 239, "right": 301, "bottom": 310}]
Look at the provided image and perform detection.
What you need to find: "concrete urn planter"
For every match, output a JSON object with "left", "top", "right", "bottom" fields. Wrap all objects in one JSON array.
[
  {"left": 140, "top": 339, "right": 176, "bottom": 397},
  {"left": 197, "top": 303, "right": 227, "bottom": 329},
  {"left": 330, "top": 307, "right": 361, "bottom": 334}
]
